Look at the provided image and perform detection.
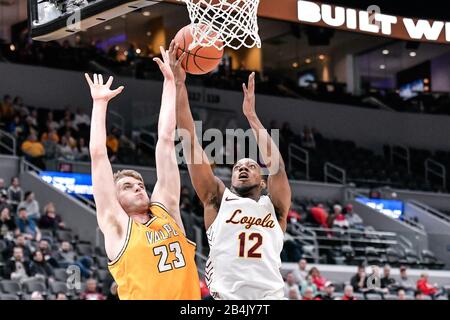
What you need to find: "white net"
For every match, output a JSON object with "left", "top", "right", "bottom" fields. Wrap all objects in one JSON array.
[{"left": 180, "top": 0, "right": 261, "bottom": 50}]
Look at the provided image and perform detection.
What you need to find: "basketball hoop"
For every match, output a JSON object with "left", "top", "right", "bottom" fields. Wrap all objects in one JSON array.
[{"left": 180, "top": 0, "right": 261, "bottom": 50}]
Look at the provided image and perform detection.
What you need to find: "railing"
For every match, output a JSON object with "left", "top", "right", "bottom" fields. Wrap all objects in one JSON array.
[
  {"left": 300, "top": 226, "right": 398, "bottom": 247},
  {"left": 140, "top": 130, "right": 157, "bottom": 152},
  {"left": 408, "top": 199, "right": 450, "bottom": 224},
  {"left": 425, "top": 158, "right": 446, "bottom": 190},
  {"left": 288, "top": 143, "right": 310, "bottom": 180},
  {"left": 390, "top": 145, "right": 410, "bottom": 174},
  {"left": 107, "top": 110, "right": 125, "bottom": 133},
  {"left": 324, "top": 162, "right": 346, "bottom": 184},
  {"left": 0, "top": 129, "right": 16, "bottom": 155},
  {"left": 287, "top": 223, "right": 320, "bottom": 263}
]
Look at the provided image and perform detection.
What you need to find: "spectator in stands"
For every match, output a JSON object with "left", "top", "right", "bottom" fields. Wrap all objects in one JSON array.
[
  {"left": 397, "top": 289, "right": 407, "bottom": 300},
  {"left": 7, "top": 115, "right": 27, "bottom": 140},
  {"left": 45, "top": 111, "right": 60, "bottom": 131},
  {"left": 367, "top": 266, "right": 388, "bottom": 298},
  {"left": 12, "top": 96, "right": 25, "bottom": 114},
  {"left": 73, "top": 107, "right": 91, "bottom": 129},
  {"left": 0, "top": 178, "right": 7, "bottom": 197},
  {"left": 417, "top": 273, "right": 442, "bottom": 299},
  {"left": 287, "top": 202, "right": 302, "bottom": 225},
  {"left": 293, "top": 259, "right": 308, "bottom": 283},
  {"left": 300, "top": 275, "right": 318, "bottom": 297},
  {"left": 7, "top": 177, "right": 23, "bottom": 211},
  {"left": 16, "top": 207, "right": 41, "bottom": 241},
  {"left": 26, "top": 109, "right": 39, "bottom": 128},
  {"left": 58, "top": 120, "right": 79, "bottom": 141},
  {"left": 284, "top": 272, "right": 301, "bottom": 298},
  {"left": 107, "top": 282, "right": 119, "bottom": 301},
  {"left": 320, "top": 281, "right": 336, "bottom": 300},
  {"left": 30, "top": 291, "right": 44, "bottom": 300},
  {"left": 21, "top": 132, "right": 46, "bottom": 169},
  {"left": 414, "top": 290, "right": 425, "bottom": 300},
  {"left": 39, "top": 202, "right": 65, "bottom": 231},
  {"left": 301, "top": 286, "right": 316, "bottom": 300},
  {"left": 343, "top": 204, "right": 364, "bottom": 230},
  {"left": 4, "top": 247, "right": 31, "bottom": 282},
  {"left": 41, "top": 126, "right": 60, "bottom": 144},
  {"left": 80, "top": 278, "right": 105, "bottom": 300},
  {"left": 342, "top": 285, "right": 356, "bottom": 300},
  {"left": 288, "top": 287, "right": 301, "bottom": 300},
  {"left": 56, "top": 292, "right": 68, "bottom": 300},
  {"left": 398, "top": 266, "right": 415, "bottom": 295},
  {"left": 55, "top": 241, "right": 76, "bottom": 268},
  {"left": 3, "top": 234, "right": 33, "bottom": 261},
  {"left": 106, "top": 128, "right": 120, "bottom": 162},
  {"left": 300, "top": 126, "right": 316, "bottom": 149},
  {"left": 332, "top": 204, "right": 349, "bottom": 229},
  {"left": 0, "top": 206, "right": 19, "bottom": 240},
  {"left": 351, "top": 265, "right": 367, "bottom": 293},
  {"left": 57, "top": 136, "right": 77, "bottom": 161},
  {"left": 0, "top": 192, "right": 10, "bottom": 214},
  {"left": 309, "top": 267, "right": 327, "bottom": 291},
  {"left": 76, "top": 138, "right": 90, "bottom": 161},
  {"left": 38, "top": 239, "right": 58, "bottom": 268},
  {"left": 310, "top": 203, "right": 329, "bottom": 230},
  {"left": 18, "top": 191, "right": 41, "bottom": 221},
  {"left": 28, "top": 250, "right": 55, "bottom": 281},
  {"left": 380, "top": 264, "right": 397, "bottom": 293},
  {"left": 0, "top": 94, "right": 14, "bottom": 123}
]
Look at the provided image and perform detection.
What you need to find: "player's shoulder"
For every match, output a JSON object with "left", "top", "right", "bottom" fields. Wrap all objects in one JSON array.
[{"left": 149, "top": 201, "right": 171, "bottom": 218}]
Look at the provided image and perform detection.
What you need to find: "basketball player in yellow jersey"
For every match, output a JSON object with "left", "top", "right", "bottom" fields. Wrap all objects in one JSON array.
[{"left": 85, "top": 42, "right": 199, "bottom": 300}]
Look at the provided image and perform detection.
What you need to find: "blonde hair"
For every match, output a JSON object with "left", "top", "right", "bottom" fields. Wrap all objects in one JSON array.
[{"left": 113, "top": 170, "right": 144, "bottom": 185}]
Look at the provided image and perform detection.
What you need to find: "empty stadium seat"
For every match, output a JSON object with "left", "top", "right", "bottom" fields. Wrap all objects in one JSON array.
[
  {"left": 56, "top": 230, "right": 73, "bottom": 242},
  {"left": 76, "top": 244, "right": 94, "bottom": 256},
  {"left": 0, "top": 293, "right": 20, "bottom": 300},
  {"left": 49, "top": 281, "right": 69, "bottom": 294},
  {"left": 0, "top": 280, "right": 21, "bottom": 295},
  {"left": 22, "top": 279, "right": 47, "bottom": 294},
  {"left": 54, "top": 269, "right": 69, "bottom": 282},
  {"left": 95, "top": 269, "right": 111, "bottom": 283}
]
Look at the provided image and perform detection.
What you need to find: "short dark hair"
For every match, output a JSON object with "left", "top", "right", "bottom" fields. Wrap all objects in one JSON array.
[{"left": 24, "top": 191, "right": 33, "bottom": 199}]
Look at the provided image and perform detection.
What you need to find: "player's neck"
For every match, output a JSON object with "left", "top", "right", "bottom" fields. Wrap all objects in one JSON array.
[
  {"left": 129, "top": 210, "right": 153, "bottom": 224},
  {"left": 231, "top": 187, "right": 261, "bottom": 202}
]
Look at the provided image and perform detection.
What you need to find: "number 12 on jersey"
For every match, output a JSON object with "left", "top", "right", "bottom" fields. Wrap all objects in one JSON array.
[{"left": 238, "top": 232, "right": 263, "bottom": 258}]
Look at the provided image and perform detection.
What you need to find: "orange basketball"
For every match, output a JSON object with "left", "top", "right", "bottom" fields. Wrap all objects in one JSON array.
[{"left": 174, "top": 25, "right": 224, "bottom": 75}]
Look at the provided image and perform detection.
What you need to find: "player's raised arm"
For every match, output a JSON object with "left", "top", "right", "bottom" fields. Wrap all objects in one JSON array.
[
  {"left": 85, "top": 73, "right": 129, "bottom": 259},
  {"left": 151, "top": 42, "right": 185, "bottom": 234},
  {"left": 172, "top": 46, "right": 225, "bottom": 229},
  {"left": 242, "top": 72, "right": 291, "bottom": 232}
]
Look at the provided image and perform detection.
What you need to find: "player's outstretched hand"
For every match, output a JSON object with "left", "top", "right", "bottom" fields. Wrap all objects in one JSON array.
[
  {"left": 85, "top": 73, "right": 124, "bottom": 103},
  {"left": 168, "top": 40, "right": 187, "bottom": 84},
  {"left": 242, "top": 72, "right": 256, "bottom": 118},
  {"left": 154, "top": 42, "right": 175, "bottom": 81}
]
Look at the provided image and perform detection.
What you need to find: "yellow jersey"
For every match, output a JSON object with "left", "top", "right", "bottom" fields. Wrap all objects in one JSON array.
[{"left": 108, "top": 203, "right": 201, "bottom": 300}]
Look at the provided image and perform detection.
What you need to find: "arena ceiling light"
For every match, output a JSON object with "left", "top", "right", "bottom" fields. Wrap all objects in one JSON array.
[
  {"left": 379, "top": 64, "right": 386, "bottom": 69},
  {"left": 409, "top": 51, "right": 417, "bottom": 57},
  {"left": 305, "top": 58, "right": 312, "bottom": 64},
  {"left": 382, "top": 49, "right": 390, "bottom": 55},
  {"left": 143, "top": 11, "right": 151, "bottom": 17}
]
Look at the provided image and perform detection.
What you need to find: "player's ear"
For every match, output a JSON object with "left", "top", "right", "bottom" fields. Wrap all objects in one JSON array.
[{"left": 260, "top": 179, "right": 267, "bottom": 189}]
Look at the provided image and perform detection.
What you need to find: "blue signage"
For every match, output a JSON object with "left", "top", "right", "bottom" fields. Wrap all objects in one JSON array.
[
  {"left": 355, "top": 197, "right": 404, "bottom": 219},
  {"left": 39, "top": 171, "right": 93, "bottom": 199}
]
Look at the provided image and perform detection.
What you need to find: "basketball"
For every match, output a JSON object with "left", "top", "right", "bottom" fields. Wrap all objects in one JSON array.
[{"left": 174, "top": 25, "right": 224, "bottom": 75}]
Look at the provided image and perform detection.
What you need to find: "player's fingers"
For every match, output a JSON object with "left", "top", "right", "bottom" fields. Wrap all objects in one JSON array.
[
  {"left": 153, "top": 58, "right": 164, "bottom": 69},
  {"left": 106, "top": 76, "right": 113, "bottom": 88},
  {"left": 242, "top": 83, "right": 248, "bottom": 94},
  {"left": 171, "top": 43, "right": 178, "bottom": 60},
  {"left": 93, "top": 74, "right": 98, "bottom": 85},
  {"left": 176, "top": 52, "right": 187, "bottom": 67},
  {"left": 84, "top": 73, "right": 93, "bottom": 87},
  {"left": 112, "top": 86, "right": 124, "bottom": 97},
  {"left": 99, "top": 74, "right": 104, "bottom": 85},
  {"left": 169, "top": 40, "right": 175, "bottom": 55},
  {"left": 160, "top": 46, "right": 168, "bottom": 61}
]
